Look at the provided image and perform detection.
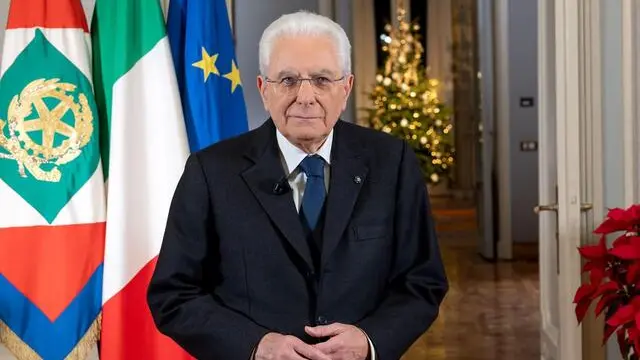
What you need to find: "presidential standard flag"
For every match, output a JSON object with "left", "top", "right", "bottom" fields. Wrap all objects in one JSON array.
[
  {"left": 0, "top": 0, "right": 105, "bottom": 358},
  {"left": 167, "top": 0, "right": 249, "bottom": 152},
  {"left": 90, "top": 0, "right": 193, "bottom": 359}
]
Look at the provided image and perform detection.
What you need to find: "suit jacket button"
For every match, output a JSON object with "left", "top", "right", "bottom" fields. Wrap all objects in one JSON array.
[{"left": 316, "top": 315, "right": 327, "bottom": 325}]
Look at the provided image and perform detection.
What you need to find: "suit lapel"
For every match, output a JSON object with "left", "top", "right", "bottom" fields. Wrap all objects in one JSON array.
[
  {"left": 241, "top": 120, "right": 313, "bottom": 269},
  {"left": 322, "top": 121, "right": 369, "bottom": 267}
]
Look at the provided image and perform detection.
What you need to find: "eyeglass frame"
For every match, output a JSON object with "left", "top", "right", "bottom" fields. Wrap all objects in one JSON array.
[{"left": 263, "top": 74, "right": 348, "bottom": 95}]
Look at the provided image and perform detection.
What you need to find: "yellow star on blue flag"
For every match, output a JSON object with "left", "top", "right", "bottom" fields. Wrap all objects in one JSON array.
[
  {"left": 167, "top": 0, "right": 248, "bottom": 152},
  {"left": 192, "top": 47, "right": 220, "bottom": 81},
  {"left": 223, "top": 60, "right": 242, "bottom": 93}
]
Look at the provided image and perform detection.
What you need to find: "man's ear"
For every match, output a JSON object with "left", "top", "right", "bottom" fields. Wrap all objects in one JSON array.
[
  {"left": 342, "top": 74, "right": 355, "bottom": 110},
  {"left": 257, "top": 75, "right": 265, "bottom": 94},
  {"left": 257, "top": 75, "right": 269, "bottom": 110}
]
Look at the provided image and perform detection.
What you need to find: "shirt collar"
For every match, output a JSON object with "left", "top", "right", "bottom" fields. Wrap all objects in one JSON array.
[{"left": 276, "top": 128, "right": 333, "bottom": 175}]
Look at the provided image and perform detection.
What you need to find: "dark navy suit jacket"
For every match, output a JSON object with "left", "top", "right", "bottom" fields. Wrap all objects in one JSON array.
[{"left": 147, "top": 119, "right": 449, "bottom": 360}]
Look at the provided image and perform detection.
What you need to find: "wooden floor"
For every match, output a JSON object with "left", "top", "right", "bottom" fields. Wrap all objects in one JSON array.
[{"left": 401, "top": 200, "right": 540, "bottom": 360}]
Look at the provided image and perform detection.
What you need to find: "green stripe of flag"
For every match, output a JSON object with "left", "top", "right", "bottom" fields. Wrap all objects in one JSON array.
[{"left": 91, "top": 0, "right": 167, "bottom": 178}]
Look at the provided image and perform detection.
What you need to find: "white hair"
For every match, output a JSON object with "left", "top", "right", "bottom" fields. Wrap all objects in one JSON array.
[{"left": 258, "top": 10, "right": 352, "bottom": 76}]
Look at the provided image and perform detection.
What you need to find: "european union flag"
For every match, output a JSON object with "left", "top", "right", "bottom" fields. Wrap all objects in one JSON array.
[{"left": 167, "top": 0, "right": 248, "bottom": 152}]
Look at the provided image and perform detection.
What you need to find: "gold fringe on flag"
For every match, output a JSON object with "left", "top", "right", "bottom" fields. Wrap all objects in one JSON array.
[
  {"left": 0, "top": 312, "right": 102, "bottom": 360},
  {"left": 0, "top": 319, "right": 40, "bottom": 360},
  {"left": 65, "top": 312, "right": 102, "bottom": 360}
]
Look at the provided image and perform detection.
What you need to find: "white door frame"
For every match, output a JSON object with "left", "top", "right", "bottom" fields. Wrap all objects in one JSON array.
[
  {"left": 537, "top": 0, "right": 559, "bottom": 356},
  {"left": 538, "top": 0, "right": 606, "bottom": 358},
  {"left": 553, "top": 0, "right": 583, "bottom": 358},
  {"left": 577, "top": 0, "right": 606, "bottom": 358}
]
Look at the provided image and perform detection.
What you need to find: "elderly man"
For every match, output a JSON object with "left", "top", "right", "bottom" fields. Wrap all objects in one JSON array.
[{"left": 148, "top": 10, "right": 448, "bottom": 360}]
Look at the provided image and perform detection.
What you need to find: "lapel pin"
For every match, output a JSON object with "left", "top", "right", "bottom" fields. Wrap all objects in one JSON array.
[{"left": 353, "top": 175, "right": 362, "bottom": 184}]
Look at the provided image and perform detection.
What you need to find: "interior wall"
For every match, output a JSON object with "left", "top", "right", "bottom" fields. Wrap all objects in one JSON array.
[
  {"left": 493, "top": 0, "right": 540, "bottom": 250},
  {"left": 507, "top": 0, "right": 539, "bottom": 243}
]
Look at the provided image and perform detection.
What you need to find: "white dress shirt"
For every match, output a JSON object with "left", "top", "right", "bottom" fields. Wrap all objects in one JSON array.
[
  {"left": 276, "top": 129, "right": 332, "bottom": 209},
  {"left": 275, "top": 129, "right": 377, "bottom": 360}
]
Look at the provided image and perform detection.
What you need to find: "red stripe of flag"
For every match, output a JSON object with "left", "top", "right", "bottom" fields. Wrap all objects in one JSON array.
[
  {"left": 100, "top": 257, "right": 195, "bottom": 360},
  {"left": 6, "top": 0, "right": 88, "bottom": 31}
]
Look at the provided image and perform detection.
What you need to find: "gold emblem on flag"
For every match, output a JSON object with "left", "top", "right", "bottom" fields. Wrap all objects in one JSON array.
[{"left": 0, "top": 78, "right": 94, "bottom": 182}]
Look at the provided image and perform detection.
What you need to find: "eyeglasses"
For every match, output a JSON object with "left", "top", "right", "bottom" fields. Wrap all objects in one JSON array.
[{"left": 265, "top": 75, "right": 346, "bottom": 95}]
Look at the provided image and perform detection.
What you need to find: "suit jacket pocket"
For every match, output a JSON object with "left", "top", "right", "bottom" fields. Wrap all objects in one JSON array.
[{"left": 353, "top": 224, "right": 388, "bottom": 241}]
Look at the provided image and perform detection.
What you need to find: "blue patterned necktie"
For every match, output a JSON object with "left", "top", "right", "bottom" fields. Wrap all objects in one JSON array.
[{"left": 299, "top": 155, "right": 326, "bottom": 230}]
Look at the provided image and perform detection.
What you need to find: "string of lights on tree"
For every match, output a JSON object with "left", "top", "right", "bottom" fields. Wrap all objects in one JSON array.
[{"left": 365, "top": 0, "right": 455, "bottom": 185}]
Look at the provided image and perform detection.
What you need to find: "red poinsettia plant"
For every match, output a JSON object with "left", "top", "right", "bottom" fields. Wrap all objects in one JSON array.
[{"left": 574, "top": 204, "right": 640, "bottom": 359}]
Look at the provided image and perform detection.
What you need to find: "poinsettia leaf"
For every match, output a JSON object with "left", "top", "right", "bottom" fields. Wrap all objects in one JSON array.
[
  {"left": 606, "top": 297, "right": 626, "bottom": 318},
  {"left": 628, "top": 326, "right": 640, "bottom": 356},
  {"left": 629, "top": 236, "right": 640, "bottom": 249},
  {"left": 599, "top": 205, "right": 640, "bottom": 234},
  {"left": 590, "top": 267, "right": 606, "bottom": 286},
  {"left": 611, "top": 244, "right": 640, "bottom": 260},
  {"left": 574, "top": 284, "right": 596, "bottom": 303},
  {"left": 593, "top": 282, "right": 620, "bottom": 297},
  {"left": 634, "top": 337, "right": 640, "bottom": 359},
  {"left": 616, "top": 205, "right": 640, "bottom": 226},
  {"left": 630, "top": 298, "right": 640, "bottom": 311},
  {"left": 607, "top": 304, "right": 636, "bottom": 327},
  {"left": 608, "top": 208, "right": 628, "bottom": 221},
  {"left": 583, "top": 260, "right": 599, "bottom": 272},
  {"left": 596, "top": 293, "right": 620, "bottom": 317},
  {"left": 604, "top": 323, "right": 618, "bottom": 343},
  {"left": 634, "top": 312, "right": 640, "bottom": 332},
  {"left": 603, "top": 324, "right": 618, "bottom": 345},
  {"left": 617, "top": 328, "right": 630, "bottom": 357},
  {"left": 595, "top": 217, "right": 628, "bottom": 234},
  {"left": 579, "top": 237, "right": 608, "bottom": 259},
  {"left": 628, "top": 263, "right": 640, "bottom": 283},
  {"left": 614, "top": 234, "right": 632, "bottom": 247},
  {"left": 629, "top": 204, "right": 640, "bottom": 222},
  {"left": 575, "top": 300, "right": 593, "bottom": 323}
]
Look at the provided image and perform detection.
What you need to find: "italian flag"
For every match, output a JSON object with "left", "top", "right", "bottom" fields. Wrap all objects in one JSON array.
[
  {"left": 0, "top": 0, "right": 105, "bottom": 359},
  {"left": 91, "top": 0, "right": 193, "bottom": 359}
]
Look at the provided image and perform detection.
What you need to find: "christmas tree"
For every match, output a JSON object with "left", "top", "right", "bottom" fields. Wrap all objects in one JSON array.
[{"left": 365, "top": 2, "right": 455, "bottom": 185}]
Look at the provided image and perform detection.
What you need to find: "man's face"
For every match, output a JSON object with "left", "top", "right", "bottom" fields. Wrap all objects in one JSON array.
[{"left": 257, "top": 35, "right": 354, "bottom": 146}]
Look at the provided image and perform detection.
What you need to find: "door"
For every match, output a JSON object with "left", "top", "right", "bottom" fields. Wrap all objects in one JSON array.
[
  {"left": 537, "top": 0, "right": 602, "bottom": 359},
  {"left": 536, "top": 0, "right": 561, "bottom": 357}
]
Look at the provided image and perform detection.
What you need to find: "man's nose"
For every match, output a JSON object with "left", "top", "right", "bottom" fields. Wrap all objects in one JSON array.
[{"left": 295, "top": 80, "right": 317, "bottom": 105}]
